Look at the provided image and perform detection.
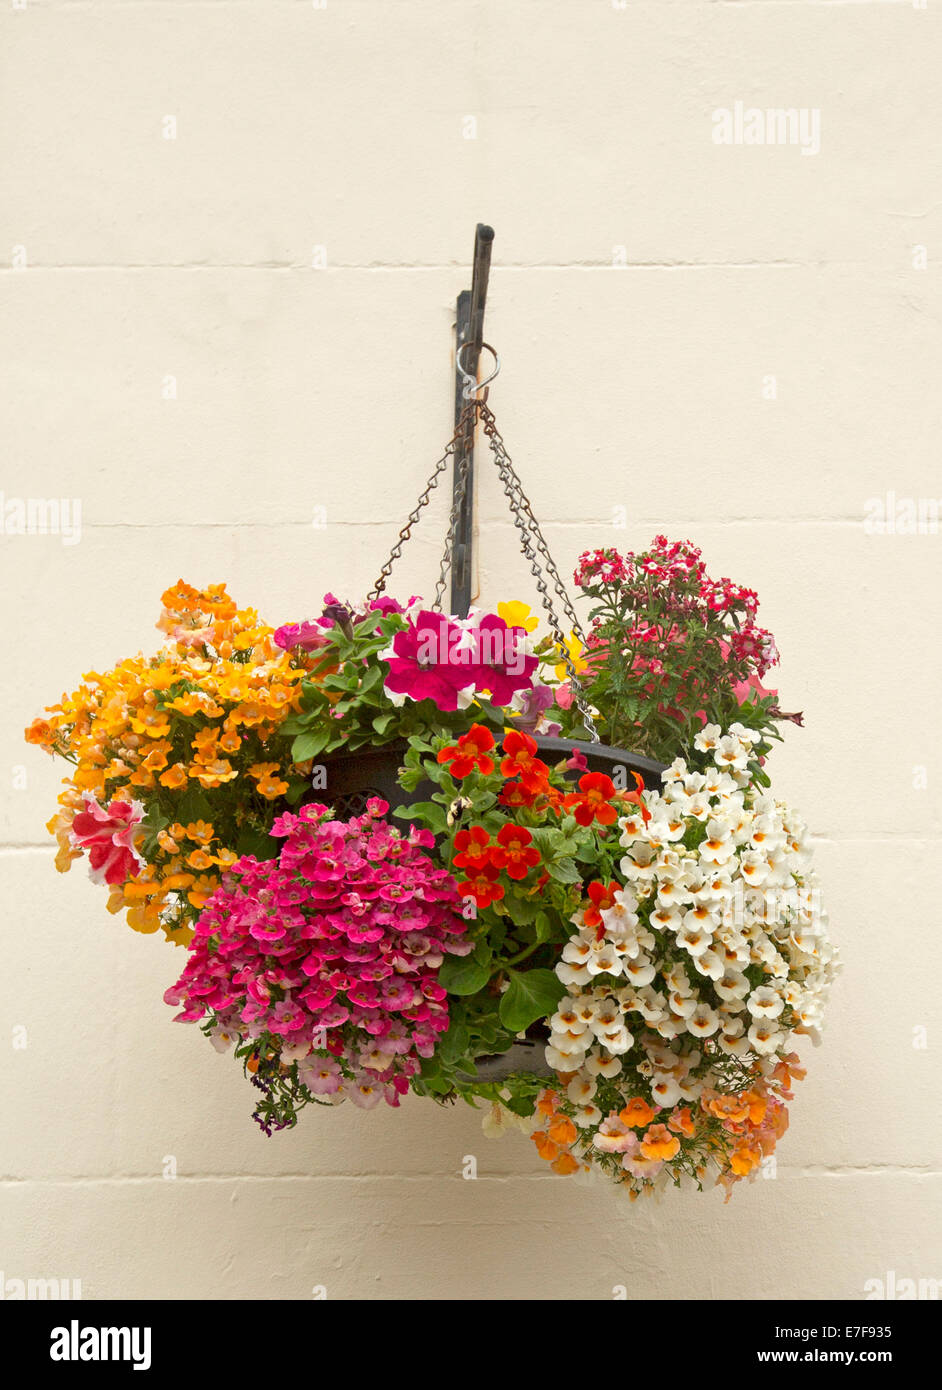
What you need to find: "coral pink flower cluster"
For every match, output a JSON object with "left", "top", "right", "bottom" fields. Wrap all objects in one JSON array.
[{"left": 165, "top": 799, "right": 471, "bottom": 1108}]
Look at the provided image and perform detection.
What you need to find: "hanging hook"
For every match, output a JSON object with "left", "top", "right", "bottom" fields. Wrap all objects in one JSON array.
[{"left": 456, "top": 341, "right": 500, "bottom": 400}]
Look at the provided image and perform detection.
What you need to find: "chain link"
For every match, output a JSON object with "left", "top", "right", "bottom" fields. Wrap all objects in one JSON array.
[
  {"left": 367, "top": 391, "right": 599, "bottom": 743},
  {"left": 367, "top": 428, "right": 463, "bottom": 603},
  {"left": 432, "top": 403, "right": 477, "bottom": 609},
  {"left": 477, "top": 404, "right": 600, "bottom": 742}
]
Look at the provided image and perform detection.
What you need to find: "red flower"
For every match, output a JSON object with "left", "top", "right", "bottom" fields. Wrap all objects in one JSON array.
[
  {"left": 623, "top": 769, "right": 652, "bottom": 825},
  {"left": 452, "top": 825, "right": 493, "bottom": 871},
  {"left": 492, "top": 824, "right": 541, "bottom": 880},
  {"left": 437, "top": 723, "right": 496, "bottom": 778},
  {"left": 500, "top": 729, "right": 549, "bottom": 791},
  {"left": 498, "top": 780, "right": 535, "bottom": 810},
  {"left": 563, "top": 771, "right": 618, "bottom": 827},
  {"left": 456, "top": 863, "right": 505, "bottom": 909},
  {"left": 584, "top": 879, "right": 621, "bottom": 933}
]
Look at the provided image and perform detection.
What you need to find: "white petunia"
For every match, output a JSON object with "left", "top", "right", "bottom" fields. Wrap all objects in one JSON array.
[
  {"left": 556, "top": 961, "right": 592, "bottom": 988},
  {"left": 622, "top": 955, "right": 657, "bottom": 988},
  {"left": 714, "top": 735, "right": 750, "bottom": 771},
  {"left": 739, "top": 849, "right": 772, "bottom": 886},
  {"left": 699, "top": 819, "right": 737, "bottom": 865},
  {"left": 692, "top": 947, "right": 725, "bottom": 981},
  {"left": 715, "top": 968, "right": 750, "bottom": 1001},
  {"left": 584, "top": 1051, "right": 623, "bottom": 1079},
  {"left": 668, "top": 989, "right": 698, "bottom": 1018}
]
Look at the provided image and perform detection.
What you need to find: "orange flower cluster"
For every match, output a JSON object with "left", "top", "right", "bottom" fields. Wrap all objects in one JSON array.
[
  {"left": 530, "top": 1090, "right": 589, "bottom": 1177},
  {"left": 705, "top": 1055, "right": 805, "bottom": 1192},
  {"left": 25, "top": 581, "right": 314, "bottom": 945},
  {"left": 529, "top": 1057, "right": 805, "bottom": 1198}
]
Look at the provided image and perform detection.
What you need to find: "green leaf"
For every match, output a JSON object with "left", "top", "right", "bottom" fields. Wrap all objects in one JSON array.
[
  {"left": 236, "top": 826, "right": 280, "bottom": 860},
  {"left": 283, "top": 779, "right": 309, "bottom": 807},
  {"left": 174, "top": 785, "right": 213, "bottom": 825},
  {"left": 358, "top": 664, "right": 384, "bottom": 694},
  {"left": 547, "top": 857, "right": 581, "bottom": 884},
  {"left": 291, "top": 729, "right": 330, "bottom": 762},
  {"left": 437, "top": 1022, "right": 471, "bottom": 1067},
  {"left": 504, "top": 894, "right": 539, "bottom": 927},
  {"left": 438, "top": 955, "right": 491, "bottom": 997},
  {"left": 498, "top": 968, "right": 564, "bottom": 1032},
  {"left": 391, "top": 800, "right": 447, "bottom": 835}
]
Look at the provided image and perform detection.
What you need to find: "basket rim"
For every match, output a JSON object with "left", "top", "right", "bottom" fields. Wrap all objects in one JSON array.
[{"left": 322, "top": 733, "right": 667, "bottom": 783}]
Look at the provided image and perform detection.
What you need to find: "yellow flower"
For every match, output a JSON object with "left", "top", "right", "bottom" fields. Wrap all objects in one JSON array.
[
  {"left": 126, "top": 903, "right": 162, "bottom": 936},
  {"left": 130, "top": 707, "right": 172, "bottom": 739},
  {"left": 190, "top": 758, "right": 238, "bottom": 788},
  {"left": 553, "top": 631, "right": 589, "bottom": 683},
  {"left": 184, "top": 821, "right": 215, "bottom": 845},
  {"left": 25, "top": 579, "right": 319, "bottom": 947},
  {"left": 497, "top": 600, "right": 538, "bottom": 634},
  {"left": 186, "top": 875, "right": 218, "bottom": 909},
  {"left": 248, "top": 763, "right": 289, "bottom": 799}
]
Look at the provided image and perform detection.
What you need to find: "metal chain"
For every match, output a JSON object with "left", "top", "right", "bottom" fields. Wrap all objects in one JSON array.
[
  {"left": 478, "top": 405, "right": 600, "bottom": 742},
  {"left": 367, "top": 388, "right": 599, "bottom": 743},
  {"left": 367, "top": 427, "right": 464, "bottom": 602},
  {"left": 432, "top": 403, "right": 477, "bottom": 610},
  {"left": 482, "top": 425, "right": 586, "bottom": 641}
]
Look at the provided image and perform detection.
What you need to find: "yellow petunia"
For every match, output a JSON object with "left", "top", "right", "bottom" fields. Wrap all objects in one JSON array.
[
  {"left": 497, "top": 600, "right": 538, "bottom": 634},
  {"left": 553, "top": 631, "right": 589, "bottom": 683}
]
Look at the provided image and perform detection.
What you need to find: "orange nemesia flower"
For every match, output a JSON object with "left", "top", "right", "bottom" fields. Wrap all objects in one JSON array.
[{"left": 619, "top": 1097, "right": 656, "bottom": 1128}]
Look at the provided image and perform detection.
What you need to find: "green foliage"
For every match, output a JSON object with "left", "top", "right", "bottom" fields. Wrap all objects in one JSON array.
[{"left": 499, "top": 968, "right": 565, "bottom": 1032}]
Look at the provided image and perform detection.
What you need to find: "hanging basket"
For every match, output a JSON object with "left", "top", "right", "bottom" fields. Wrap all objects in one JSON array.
[{"left": 21, "top": 211, "right": 838, "bottom": 1201}]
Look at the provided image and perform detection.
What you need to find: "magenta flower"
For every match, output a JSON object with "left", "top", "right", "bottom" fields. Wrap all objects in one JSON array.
[
  {"left": 165, "top": 804, "right": 470, "bottom": 1114},
  {"left": 273, "top": 620, "right": 332, "bottom": 653},
  {"left": 465, "top": 613, "right": 538, "bottom": 706},
  {"left": 382, "top": 610, "right": 477, "bottom": 711}
]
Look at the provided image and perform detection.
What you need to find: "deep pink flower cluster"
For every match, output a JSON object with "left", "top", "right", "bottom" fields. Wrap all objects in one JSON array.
[
  {"left": 164, "top": 799, "right": 471, "bottom": 1108},
  {"left": 383, "top": 608, "right": 537, "bottom": 711}
]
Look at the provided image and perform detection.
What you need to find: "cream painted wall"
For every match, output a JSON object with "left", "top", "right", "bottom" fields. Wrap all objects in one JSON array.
[{"left": 1, "top": 0, "right": 939, "bottom": 1302}]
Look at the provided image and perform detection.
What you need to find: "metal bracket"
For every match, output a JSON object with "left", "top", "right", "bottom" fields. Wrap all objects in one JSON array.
[{"left": 451, "top": 222, "right": 494, "bottom": 617}]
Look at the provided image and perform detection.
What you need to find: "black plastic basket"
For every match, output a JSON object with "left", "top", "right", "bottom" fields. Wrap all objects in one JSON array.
[{"left": 319, "top": 735, "right": 666, "bottom": 819}]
